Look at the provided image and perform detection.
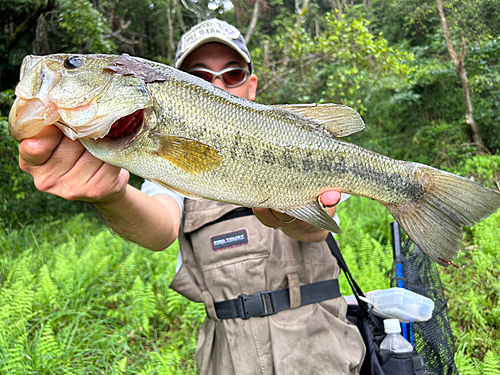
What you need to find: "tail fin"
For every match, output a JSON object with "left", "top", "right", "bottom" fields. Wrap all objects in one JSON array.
[{"left": 386, "top": 167, "right": 500, "bottom": 267}]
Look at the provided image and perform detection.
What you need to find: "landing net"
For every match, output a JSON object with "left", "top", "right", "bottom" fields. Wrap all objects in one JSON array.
[{"left": 391, "top": 224, "right": 459, "bottom": 375}]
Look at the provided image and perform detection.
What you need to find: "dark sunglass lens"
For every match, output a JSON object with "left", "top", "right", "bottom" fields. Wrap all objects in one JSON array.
[
  {"left": 190, "top": 71, "right": 214, "bottom": 83},
  {"left": 222, "top": 69, "right": 247, "bottom": 86}
]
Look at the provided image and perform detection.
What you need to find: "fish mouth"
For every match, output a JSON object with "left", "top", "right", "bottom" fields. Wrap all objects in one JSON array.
[
  {"left": 9, "top": 97, "right": 61, "bottom": 141},
  {"left": 106, "top": 109, "right": 144, "bottom": 139},
  {"left": 86, "top": 108, "right": 149, "bottom": 150}
]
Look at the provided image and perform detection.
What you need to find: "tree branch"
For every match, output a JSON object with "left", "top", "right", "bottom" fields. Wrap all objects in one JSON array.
[
  {"left": 436, "top": 0, "right": 486, "bottom": 153},
  {"left": 436, "top": 0, "right": 459, "bottom": 68},
  {"left": 245, "top": 0, "right": 260, "bottom": 44},
  {"left": 6, "top": 0, "right": 55, "bottom": 51},
  {"left": 257, "top": 54, "right": 323, "bottom": 96},
  {"left": 180, "top": 0, "right": 202, "bottom": 24}
]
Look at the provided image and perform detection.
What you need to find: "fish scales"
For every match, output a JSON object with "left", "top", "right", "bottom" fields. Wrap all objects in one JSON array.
[
  {"left": 136, "top": 84, "right": 422, "bottom": 207},
  {"left": 149, "top": 76, "right": 412, "bottom": 207},
  {"left": 8, "top": 53, "right": 500, "bottom": 267},
  {"left": 147, "top": 72, "right": 416, "bottom": 206}
]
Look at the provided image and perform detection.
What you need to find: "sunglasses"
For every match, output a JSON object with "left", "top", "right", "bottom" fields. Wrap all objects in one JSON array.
[{"left": 187, "top": 67, "right": 250, "bottom": 88}]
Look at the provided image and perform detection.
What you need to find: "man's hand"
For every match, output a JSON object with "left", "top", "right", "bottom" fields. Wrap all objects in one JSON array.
[
  {"left": 17, "top": 125, "right": 180, "bottom": 250},
  {"left": 18, "top": 125, "right": 129, "bottom": 204},
  {"left": 253, "top": 190, "right": 342, "bottom": 242}
]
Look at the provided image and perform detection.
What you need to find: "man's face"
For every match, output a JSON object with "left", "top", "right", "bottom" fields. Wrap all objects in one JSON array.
[{"left": 181, "top": 43, "right": 258, "bottom": 101}]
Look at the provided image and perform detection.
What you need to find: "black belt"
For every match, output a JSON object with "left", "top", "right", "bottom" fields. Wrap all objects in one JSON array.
[{"left": 213, "top": 279, "right": 341, "bottom": 320}]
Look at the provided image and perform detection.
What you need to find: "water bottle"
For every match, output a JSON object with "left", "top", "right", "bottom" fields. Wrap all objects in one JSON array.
[{"left": 380, "top": 319, "right": 414, "bottom": 353}]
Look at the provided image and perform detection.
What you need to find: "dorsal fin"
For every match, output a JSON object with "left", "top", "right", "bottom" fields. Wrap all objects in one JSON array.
[{"left": 273, "top": 103, "right": 365, "bottom": 137}]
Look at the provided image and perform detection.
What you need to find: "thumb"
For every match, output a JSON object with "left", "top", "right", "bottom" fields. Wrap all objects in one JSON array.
[{"left": 320, "top": 190, "right": 341, "bottom": 207}]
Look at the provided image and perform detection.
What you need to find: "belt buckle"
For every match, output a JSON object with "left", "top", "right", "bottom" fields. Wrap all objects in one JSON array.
[{"left": 238, "top": 290, "right": 274, "bottom": 319}]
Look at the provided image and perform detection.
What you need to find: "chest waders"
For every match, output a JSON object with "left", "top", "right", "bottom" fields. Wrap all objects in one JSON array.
[{"left": 170, "top": 199, "right": 365, "bottom": 375}]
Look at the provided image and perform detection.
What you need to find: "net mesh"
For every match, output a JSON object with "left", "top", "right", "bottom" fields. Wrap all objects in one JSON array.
[{"left": 390, "top": 235, "right": 459, "bottom": 375}]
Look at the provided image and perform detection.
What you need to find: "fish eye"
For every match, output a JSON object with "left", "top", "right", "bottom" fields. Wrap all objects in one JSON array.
[{"left": 63, "top": 56, "right": 84, "bottom": 69}]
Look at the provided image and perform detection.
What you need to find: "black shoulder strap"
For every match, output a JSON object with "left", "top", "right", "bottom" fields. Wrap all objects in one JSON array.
[
  {"left": 326, "top": 233, "right": 370, "bottom": 312},
  {"left": 197, "top": 207, "right": 254, "bottom": 231}
]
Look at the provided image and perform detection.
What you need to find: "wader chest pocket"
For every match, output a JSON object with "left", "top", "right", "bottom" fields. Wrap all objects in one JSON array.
[{"left": 186, "top": 209, "right": 271, "bottom": 271}]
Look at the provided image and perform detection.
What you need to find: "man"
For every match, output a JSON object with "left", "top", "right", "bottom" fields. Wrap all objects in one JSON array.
[{"left": 18, "top": 18, "right": 365, "bottom": 374}]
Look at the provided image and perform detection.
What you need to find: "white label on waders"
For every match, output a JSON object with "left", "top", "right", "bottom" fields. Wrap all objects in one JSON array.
[{"left": 210, "top": 229, "right": 249, "bottom": 251}]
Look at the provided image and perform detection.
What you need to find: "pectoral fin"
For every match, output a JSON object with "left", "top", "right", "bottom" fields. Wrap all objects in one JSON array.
[
  {"left": 155, "top": 134, "right": 223, "bottom": 174},
  {"left": 274, "top": 103, "right": 365, "bottom": 137},
  {"left": 280, "top": 197, "right": 341, "bottom": 233}
]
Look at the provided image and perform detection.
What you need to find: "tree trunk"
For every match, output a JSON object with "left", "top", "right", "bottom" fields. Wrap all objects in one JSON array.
[
  {"left": 332, "top": 0, "right": 343, "bottom": 21},
  {"left": 34, "top": 14, "right": 51, "bottom": 55},
  {"left": 363, "top": 0, "right": 371, "bottom": 21},
  {"left": 230, "top": 0, "right": 244, "bottom": 29},
  {"left": 436, "top": 0, "right": 486, "bottom": 153},
  {"left": 180, "top": 0, "right": 202, "bottom": 24},
  {"left": 279, "top": 0, "right": 310, "bottom": 71},
  {"left": 294, "top": 0, "right": 310, "bottom": 34},
  {"left": 6, "top": 0, "right": 55, "bottom": 52},
  {"left": 245, "top": 0, "right": 260, "bottom": 44},
  {"left": 166, "top": 1, "right": 175, "bottom": 62},
  {"left": 263, "top": 39, "right": 270, "bottom": 69}
]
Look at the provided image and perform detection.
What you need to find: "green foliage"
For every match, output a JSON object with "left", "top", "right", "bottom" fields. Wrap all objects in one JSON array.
[
  {"left": 346, "top": 0, "right": 500, "bottom": 161},
  {"left": 483, "top": 350, "right": 500, "bottom": 375},
  {"left": 410, "top": 121, "right": 473, "bottom": 169},
  {"left": 0, "top": 215, "right": 205, "bottom": 373},
  {"left": 0, "top": 0, "right": 117, "bottom": 91},
  {"left": 453, "top": 154, "right": 500, "bottom": 190},
  {"left": 440, "top": 207, "right": 500, "bottom": 368},
  {"left": 254, "top": 12, "right": 414, "bottom": 115},
  {"left": 369, "top": 0, "right": 441, "bottom": 47},
  {"left": 336, "top": 196, "right": 394, "bottom": 294},
  {"left": 355, "top": 40, "right": 498, "bottom": 165},
  {"left": 56, "top": 0, "right": 116, "bottom": 53},
  {"left": 0, "top": 88, "right": 14, "bottom": 117}
]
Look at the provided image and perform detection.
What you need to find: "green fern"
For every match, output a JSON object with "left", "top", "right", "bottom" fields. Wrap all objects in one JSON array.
[
  {"left": 51, "top": 240, "right": 78, "bottom": 296},
  {"left": 35, "top": 323, "right": 64, "bottom": 369},
  {"left": 36, "top": 264, "right": 59, "bottom": 307},
  {"left": 0, "top": 280, "right": 35, "bottom": 339},
  {"left": 165, "top": 287, "right": 187, "bottom": 316},
  {"left": 111, "top": 357, "right": 128, "bottom": 375},
  {"left": 0, "top": 332, "right": 32, "bottom": 374},
  {"left": 336, "top": 196, "right": 393, "bottom": 295},
  {"left": 130, "top": 276, "right": 157, "bottom": 334},
  {"left": 483, "top": 350, "right": 500, "bottom": 375}
]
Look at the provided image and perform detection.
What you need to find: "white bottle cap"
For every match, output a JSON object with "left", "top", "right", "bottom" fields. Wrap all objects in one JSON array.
[{"left": 384, "top": 319, "right": 402, "bottom": 334}]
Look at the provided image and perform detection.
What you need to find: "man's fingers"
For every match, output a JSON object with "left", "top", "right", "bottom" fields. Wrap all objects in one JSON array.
[
  {"left": 81, "top": 160, "right": 130, "bottom": 202},
  {"left": 19, "top": 125, "right": 64, "bottom": 167},
  {"left": 29, "top": 137, "right": 87, "bottom": 191},
  {"left": 254, "top": 190, "right": 342, "bottom": 229},
  {"left": 15, "top": 124, "right": 130, "bottom": 204},
  {"left": 320, "top": 190, "right": 341, "bottom": 207},
  {"left": 252, "top": 207, "right": 284, "bottom": 228}
]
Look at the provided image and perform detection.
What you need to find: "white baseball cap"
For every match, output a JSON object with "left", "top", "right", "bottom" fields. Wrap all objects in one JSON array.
[{"left": 175, "top": 19, "right": 252, "bottom": 72}]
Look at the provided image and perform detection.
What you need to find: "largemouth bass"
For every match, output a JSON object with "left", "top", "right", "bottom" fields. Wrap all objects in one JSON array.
[{"left": 9, "top": 54, "right": 500, "bottom": 267}]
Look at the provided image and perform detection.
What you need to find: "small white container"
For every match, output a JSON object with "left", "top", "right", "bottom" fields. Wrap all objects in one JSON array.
[
  {"left": 343, "top": 287, "right": 435, "bottom": 322},
  {"left": 367, "top": 287, "right": 434, "bottom": 323}
]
